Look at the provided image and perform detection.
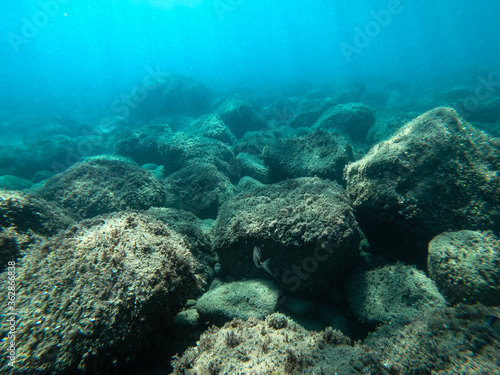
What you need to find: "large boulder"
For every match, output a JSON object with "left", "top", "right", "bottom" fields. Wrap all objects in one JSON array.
[
  {"left": 196, "top": 279, "right": 279, "bottom": 325},
  {"left": 0, "top": 190, "right": 73, "bottom": 235},
  {"left": 233, "top": 130, "right": 276, "bottom": 156},
  {"left": 158, "top": 133, "right": 238, "bottom": 176},
  {"left": 345, "top": 107, "right": 500, "bottom": 263},
  {"left": 346, "top": 264, "right": 446, "bottom": 326},
  {"left": 428, "top": 230, "right": 500, "bottom": 306},
  {"left": 147, "top": 207, "right": 215, "bottom": 281},
  {"left": 171, "top": 313, "right": 384, "bottom": 375},
  {"left": 216, "top": 98, "right": 266, "bottom": 138},
  {"left": 213, "top": 177, "right": 362, "bottom": 297},
  {"left": 0, "top": 211, "right": 201, "bottom": 374},
  {"left": 365, "top": 303, "right": 500, "bottom": 374},
  {"left": 183, "top": 114, "right": 237, "bottom": 145},
  {"left": 262, "top": 129, "right": 353, "bottom": 184},
  {"left": 0, "top": 175, "right": 32, "bottom": 190},
  {"left": 313, "top": 103, "right": 376, "bottom": 142},
  {"left": 0, "top": 190, "right": 74, "bottom": 271},
  {"left": 38, "top": 156, "right": 165, "bottom": 219},
  {"left": 164, "top": 162, "right": 236, "bottom": 219},
  {"left": 112, "top": 124, "right": 172, "bottom": 166}
]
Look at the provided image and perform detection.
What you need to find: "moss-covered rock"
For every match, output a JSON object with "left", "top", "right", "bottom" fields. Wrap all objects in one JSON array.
[
  {"left": 346, "top": 264, "right": 446, "bottom": 326},
  {"left": 147, "top": 207, "right": 215, "bottom": 281},
  {"left": 171, "top": 313, "right": 384, "bottom": 374},
  {"left": 38, "top": 156, "right": 165, "bottom": 219},
  {"left": 428, "top": 230, "right": 500, "bottom": 306},
  {"left": 235, "top": 152, "right": 269, "bottom": 183},
  {"left": 0, "top": 175, "right": 32, "bottom": 190},
  {"left": 196, "top": 279, "right": 279, "bottom": 325},
  {"left": 112, "top": 124, "right": 172, "bottom": 166},
  {"left": 0, "top": 190, "right": 73, "bottom": 235},
  {"left": 0, "top": 211, "right": 201, "bottom": 374},
  {"left": 314, "top": 103, "right": 376, "bottom": 142},
  {"left": 346, "top": 107, "right": 500, "bottom": 263},
  {"left": 262, "top": 129, "right": 353, "bottom": 184},
  {"left": 365, "top": 303, "right": 500, "bottom": 374},
  {"left": 164, "top": 162, "right": 236, "bottom": 219},
  {"left": 158, "top": 133, "right": 237, "bottom": 176},
  {"left": 213, "top": 177, "right": 362, "bottom": 296},
  {"left": 216, "top": 98, "right": 266, "bottom": 138},
  {"left": 183, "top": 114, "right": 237, "bottom": 145}
]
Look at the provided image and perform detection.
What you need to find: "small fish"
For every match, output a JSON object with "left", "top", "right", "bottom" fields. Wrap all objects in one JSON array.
[
  {"left": 253, "top": 246, "right": 273, "bottom": 276},
  {"left": 484, "top": 315, "right": 500, "bottom": 339}
]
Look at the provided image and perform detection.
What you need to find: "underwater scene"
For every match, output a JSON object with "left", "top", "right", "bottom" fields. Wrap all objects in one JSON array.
[{"left": 1, "top": 0, "right": 500, "bottom": 373}]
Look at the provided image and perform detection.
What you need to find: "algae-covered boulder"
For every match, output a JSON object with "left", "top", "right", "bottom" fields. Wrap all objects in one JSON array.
[
  {"left": 213, "top": 177, "right": 362, "bottom": 296},
  {"left": 235, "top": 152, "right": 269, "bottom": 183},
  {"left": 262, "top": 129, "right": 353, "bottom": 183},
  {"left": 0, "top": 175, "right": 32, "bottom": 190},
  {"left": 346, "top": 264, "right": 446, "bottom": 326},
  {"left": 38, "top": 157, "right": 165, "bottom": 219},
  {"left": 196, "top": 279, "right": 279, "bottom": 325},
  {"left": 428, "top": 230, "right": 500, "bottom": 306},
  {"left": 346, "top": 107, "right": 500, "bottom": 263},
  {"left": 164, "top": 162, "right": 236, "bottom": 219},
  {"left": 365, "top": 303, "right": 500, "bottom": 374},
  {"left": 147, "top": 207, "right": 215, "bottom": 280},
  {"left": 0, "top": 211, "right": 201, "bottom": 375},
  {"left": 112, "top": 124, "right": 172, "bottom": 166},
  {"left": 158, "top": 133, "right": 237, "bottom": 175},
  {"left": 0, "top": 190, "right": 74, "bottom": 235},
  {"left": 171, "top": 313, "right": 385, "bottom": 374},
  {"left": 233, "top": 130, "right": 276, "bottom": 155},
  {"left": 289, "top": 99, "right": 331, "bottom": 128},
  {"left": 216, "top": 98, "right": 266, "bottom": 138},
  {"left": 0, "top": 190, "right": 74, "bottom": 270},
  {"left": 183, "top": 114, "right": 237, "bottom": 145},
  {"left": 314, "top": 103, "right": 376, "bottom": 142}
]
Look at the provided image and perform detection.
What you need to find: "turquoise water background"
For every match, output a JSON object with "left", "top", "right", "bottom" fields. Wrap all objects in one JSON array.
[{"left": 2, "top": 0, "right": 500, "bottom": 118}]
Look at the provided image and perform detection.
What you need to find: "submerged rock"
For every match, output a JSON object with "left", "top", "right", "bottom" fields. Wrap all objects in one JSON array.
[
  {"left": 196, "top": 279, "right": 279, "bottom": 325},
  {"left": 235, "top": 152, "right": 269, "bottom": 183},
  {"left": 171, "top": 313, "right": 383, "bottom": 375},
  {"left": 147, "top": 207, "right": 216, "bottom": 281},
  {"left": 0, "top": 175, "right": 32, "bottom": 190},
  {"left": 183, "top": 114, "right": 237, "bottom": 145},
  {"left": 0, "top": 190, "right": 73, "bottom": 235},
  {"left": 0, "top": 211, "right": 201, "bottom": 374},
  {"left": 314, "top": 102, "right": 376, "bottom": 142},
  {"left": 38, "top": 156, "right": 165, "bottom": 219},
  {"left": 346, "top": 264, "right": 446, "bottom": 326},
  {"left": 213, "top": 177, "right": 362, "bottom": 297},
  {"left": 159, "top": 74, "right": 211, "bottom": 116},
  {"left": 112, "top": 124, "right": 172, "bottom": 166},
  {"left": 216, "top": 98, "right": 266, "bottom": 138},
  {"left": 346, "top": 107, "right": 500, "bottom": 263},
  {"left": 428, "top": 230, "right": 500, "bottom": 306},
  {"left": 164, "top": 162, "right": 236, "bottom": 219},
  {"left": 262, "top": 129, "right": 353, "bottom": 183},
  {"left": 158, "top": 132, "right": 237, "bottom": 176},
  {"left": 365, "top": 303, "right": 500, "bottom": 374}
]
